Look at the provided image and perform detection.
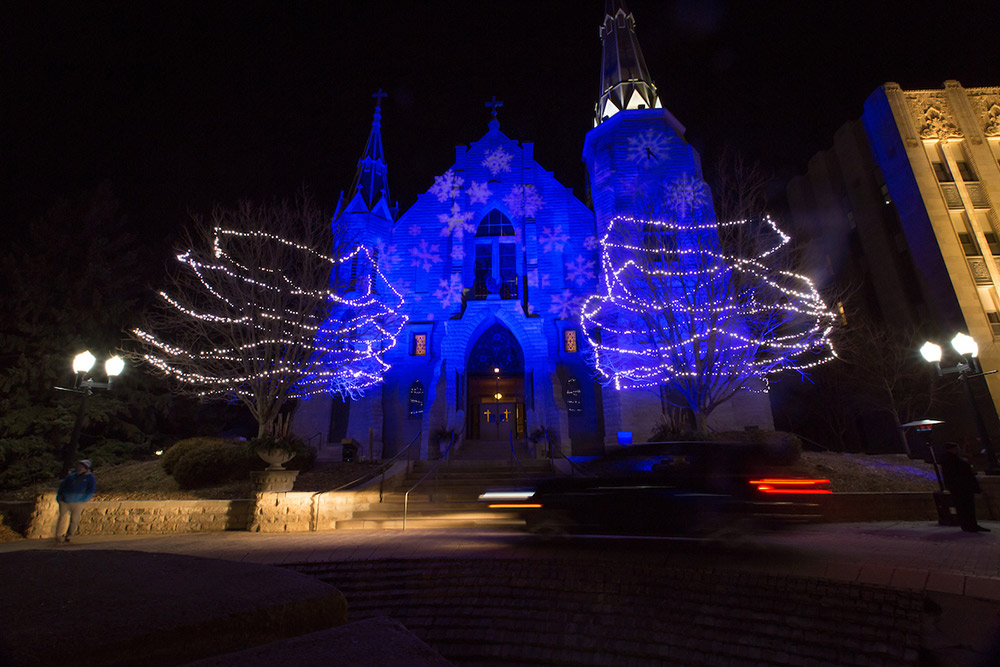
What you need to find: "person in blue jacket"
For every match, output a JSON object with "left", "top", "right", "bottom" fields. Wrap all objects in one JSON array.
[{"left": 55, "top": 459, "right": 96, "bottom": 543}]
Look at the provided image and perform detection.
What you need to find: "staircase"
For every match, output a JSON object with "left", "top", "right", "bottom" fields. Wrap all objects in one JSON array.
[
  {"left": 288, "top": 558, "right": 923, "bottom": 666},
  {"left": 334, "top": 457, "right": 554, "bottom": 530}
]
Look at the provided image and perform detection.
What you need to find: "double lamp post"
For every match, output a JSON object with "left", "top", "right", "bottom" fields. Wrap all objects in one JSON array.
[
  {"left": 56, "top": 351, "right": 125, "bottom": 476},
  {"left": 920, "top": 332, "right": 1000, "bottom": 475}
]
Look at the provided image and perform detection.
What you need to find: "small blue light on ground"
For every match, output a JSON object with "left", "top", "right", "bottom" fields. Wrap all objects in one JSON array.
[{"left": 617, "top": 431, "right": 632, "bottom": 445}]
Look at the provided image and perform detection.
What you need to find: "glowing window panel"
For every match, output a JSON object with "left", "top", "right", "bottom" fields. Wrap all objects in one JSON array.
[
  {"left": 412, "top": 333, "right": 427, "bottom": 356},
  {"left": 564, "top": 329, "right": 578, "bottom": 353}
]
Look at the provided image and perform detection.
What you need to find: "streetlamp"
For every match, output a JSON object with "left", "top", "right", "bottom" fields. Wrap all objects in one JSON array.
[
  {"left": 56, "top": 350, "right": 125, "bottom": 476},
  {"left": 920, "top": 334, "right": 1000, "bottom": 474}
]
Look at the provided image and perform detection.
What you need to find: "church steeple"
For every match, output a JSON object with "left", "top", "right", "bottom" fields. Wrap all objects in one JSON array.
[
  {"left": 338, "top": 89, "right": 395, "bottom": 221},
  {"left": 595, "top": 0, "right": 662, "bottom": 126}
]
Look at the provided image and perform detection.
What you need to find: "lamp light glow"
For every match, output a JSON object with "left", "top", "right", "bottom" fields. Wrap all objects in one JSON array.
[
  {"left": 105, "top": 355, "right": 125, "bottom": 377},
  {"left": 920, "top": 341, "right": 942, "bottom": 363},
  {"left": 951, "top": 332, "right": 978, "bottom": 357},
  {"left": 73, "top": 351, "right": 96, "bottom": 374}
]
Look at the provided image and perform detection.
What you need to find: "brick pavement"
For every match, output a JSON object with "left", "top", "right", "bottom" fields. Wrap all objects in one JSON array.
[{"left": 3, "top": 519, "right": 999, "bottom": 598}]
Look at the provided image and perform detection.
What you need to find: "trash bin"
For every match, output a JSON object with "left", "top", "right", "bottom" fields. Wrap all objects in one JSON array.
[{"left": 341, "top": 440, "right": 358, "bottom": 463}]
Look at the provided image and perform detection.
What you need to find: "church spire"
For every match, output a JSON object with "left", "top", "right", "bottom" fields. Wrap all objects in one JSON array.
[
  {"left": 347, "top": 89, "right": 392, "bottom": 212},
  {"left": 595, "top": 0, "right": 661, "bottom": 126}
]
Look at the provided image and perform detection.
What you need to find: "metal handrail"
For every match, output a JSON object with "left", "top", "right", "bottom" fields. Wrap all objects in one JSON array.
[
  {"left": 543, "top": 429, "right": 592, "bottom": 477},
  {"left": 508, "top": 430, "right": 526, "bottom": 473},
  {"left": 403, "top": 429, "right": 462, "bottom": 530},
  {"left": 330, "top": 431, "right": 422, "bottom": 497}
]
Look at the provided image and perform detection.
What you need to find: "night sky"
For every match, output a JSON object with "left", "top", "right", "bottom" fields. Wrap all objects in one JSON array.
[{"left": 2, "top": 1, "right": 994, "bottom": 244}]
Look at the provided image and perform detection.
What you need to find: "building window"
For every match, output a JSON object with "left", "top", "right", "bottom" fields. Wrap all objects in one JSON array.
[
  {"left": 408, "top": 381, "right": 425, "bottom": 419},
  {"left": 958, "top": 233, "right": 981, "bottom": 257},
  {"left": 411, "top": 333, "right": 427, "bottom": 356},
  {"left": 473, "top": 210, "right": 518, "bottom": 300},
  {"left": 476, "top": 209, "right": 514, "bottom": 237},
  {"left": 985, "top": 232, "right": 1000, "bottom": 256},
  {"left": 564, "top": 377, "right": 582, "bottom": 413},
  {"left": 932, "top": 162, "right": 954, "bottom": 183},
  {"left": 564, "top": 329, "right": 578, "bottom": 353},
  {"left": 956, "top": 161, "right": 978, "bottom": 182}
]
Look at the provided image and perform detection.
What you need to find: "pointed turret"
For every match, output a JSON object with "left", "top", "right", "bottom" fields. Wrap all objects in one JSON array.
[
  {"left": 335, "top": 90, "right": 396, "bottom": 222},
  {"left": 595, "top": 0, "right": 662, "bottom": 125}
]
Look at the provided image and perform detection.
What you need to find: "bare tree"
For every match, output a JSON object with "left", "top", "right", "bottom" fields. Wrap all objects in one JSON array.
[
  {"left": 582, "top": 156, "right": 837, "bottom": 434},
  {"left": 130, "top": 195, "right": 406, "bottom": 437}
]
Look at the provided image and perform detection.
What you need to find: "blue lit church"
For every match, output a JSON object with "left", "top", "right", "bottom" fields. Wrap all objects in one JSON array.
[{"left": 295, "top": 1, "right": 773, "bottom": 460}]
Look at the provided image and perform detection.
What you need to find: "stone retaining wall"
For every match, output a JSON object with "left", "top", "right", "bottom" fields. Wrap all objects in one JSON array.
[
  {"left": 25, "top": 493, "right": 253, "bottom": 539},
  {"left": 18, "top": 483, "right": 1000, "bottom": 539}
]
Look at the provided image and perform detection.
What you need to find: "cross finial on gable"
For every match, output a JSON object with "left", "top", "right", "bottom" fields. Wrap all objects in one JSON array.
[
  {"left": 485, "top": 95, "right": 504, "bottom": 119},
  {"left": 373, "top": 88, "right": 388, "bottom": 108}
]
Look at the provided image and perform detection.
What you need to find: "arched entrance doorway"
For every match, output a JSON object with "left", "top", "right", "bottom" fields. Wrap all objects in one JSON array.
[{"left": 466, "top": 323, "right": 525, "bottom": 442}]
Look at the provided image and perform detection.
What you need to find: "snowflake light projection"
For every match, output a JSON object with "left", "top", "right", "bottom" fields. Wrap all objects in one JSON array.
[
  {"left": 430, "top": 169, "right": 464, "bottom": 202},
  {"left": 627, "top": 130, "right": 670, "bottom": 167},
  {"left": 503, "top": 184, "right": 544, "bottom": 219},
  {"left": 580, "top": 209, "right": 837, "bottom": 408},
  {"left": 438, "top": 202, "right": 476, "bottom": 239},
  {"left": 665, "top": 174, "right": 710, "bottom": 219},
  {"left": 433, "top": 274, "right": 463, "bottom": 308},
  {"left": 584, "top": 235, "right": 599, "bottom": 251},
  {"left": 549, "top": 290, "right": 585, "bottom": 318},
  {"left": 133, "top": 227, "right": 408, "bottom": 409},
  {"left": 374, "top": 238, "right": 400, "bottom": 273},
  {"left": 410, "top": 239, "right": 442, "bottom": 271},
  {"left": 539, "top": 225, "right": 571, "bottom": 253},
  {"left": 408, "top": 224, "right": 422, "bottom": 237},
  {"left": 482, "top": 146, "right": 513, "bottom": 176},
  {"left": 565, "top": 255, "right": 596, "bottom": 286},
  {"left": 466, "top": 181, "right": 493, "bottom": 205}
]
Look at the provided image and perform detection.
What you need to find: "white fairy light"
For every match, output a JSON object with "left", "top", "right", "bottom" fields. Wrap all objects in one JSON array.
[{"left": 134, "top": 226, "right": 407, "bottom": 402}]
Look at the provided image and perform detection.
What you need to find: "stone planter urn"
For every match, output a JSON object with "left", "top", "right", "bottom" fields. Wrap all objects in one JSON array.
[
  {"left": 251, "top": 469, "right": 299, "bottom": 493},
  {"left": 256, "top": 447, "right": 295, "bottom": 471},
  {"left": 251, "top": 446, "right": 299, "bottom": 493}
]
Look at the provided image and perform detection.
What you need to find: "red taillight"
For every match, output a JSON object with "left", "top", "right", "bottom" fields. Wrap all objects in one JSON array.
[{"left": 749, "top": 478, "right": 832, "bottom": 495}]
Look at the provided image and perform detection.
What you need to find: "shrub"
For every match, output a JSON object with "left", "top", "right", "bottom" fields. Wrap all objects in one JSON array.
[
  {"left": 171, "top": 441, "right": 249, "bottom": 489},
  {"left": 162, "top": 437, "right": 231, "bottom": 475}
]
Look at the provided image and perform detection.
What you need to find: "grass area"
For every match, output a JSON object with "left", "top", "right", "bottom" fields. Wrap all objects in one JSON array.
[
  {"left": 0, "top": 459, "right": 383, "bottom": 502},
  {"left": 3, "top": 451, "right": 940, "bottom": 501}
]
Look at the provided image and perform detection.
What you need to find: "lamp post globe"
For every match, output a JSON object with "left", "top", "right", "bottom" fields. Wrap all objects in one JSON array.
[{"left": 920, "top": 341, "right": 942, "bottom": 364}]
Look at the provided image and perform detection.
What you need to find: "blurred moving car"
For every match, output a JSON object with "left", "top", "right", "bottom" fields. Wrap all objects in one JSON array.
[{"left": 480, "top": 442, "right": 830, "bottom": 537}]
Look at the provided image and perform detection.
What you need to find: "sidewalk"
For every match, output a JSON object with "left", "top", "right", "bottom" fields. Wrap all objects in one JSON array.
[{"left": 3, "top": 520, "right": 1000, "bottom": 599}]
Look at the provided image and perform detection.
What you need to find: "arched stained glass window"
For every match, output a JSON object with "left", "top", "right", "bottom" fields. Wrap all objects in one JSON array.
[
  {"left": 476, "top": 209, "right": 514, "bottom": 237},
  {"left": 564, "top": 377, "right": 582, "bottom": 413},
  {"left": 408, "top": 380, "right": 425, "bottom": 419}
]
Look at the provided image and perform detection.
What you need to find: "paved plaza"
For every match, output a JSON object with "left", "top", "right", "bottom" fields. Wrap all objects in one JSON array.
[{"left": 3, "top": 521, "right": 1000, "bottom": 666}]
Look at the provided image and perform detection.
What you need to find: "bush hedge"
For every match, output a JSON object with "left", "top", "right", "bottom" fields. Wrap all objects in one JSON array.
[
  {"left": 161, "top": 437, "right": 233, "bottom": 475},
  {"left": 171, "top": 440, "right": 250, "bottom": 489}
]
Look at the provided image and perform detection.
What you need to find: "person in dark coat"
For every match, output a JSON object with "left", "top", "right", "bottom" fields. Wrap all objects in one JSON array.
[
  {"left": 940, "top": 443, "right": 990, "bottom": 533},
  {"left": 55, "top": 459, "right": 96, "bottom": 542}
]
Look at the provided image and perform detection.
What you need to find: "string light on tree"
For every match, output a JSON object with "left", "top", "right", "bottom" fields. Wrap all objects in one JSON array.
[
  {"left": 132, "top": 209, "right": 408, "bottom": 437},
  {"left": 581, "top": 207, "right": 837, "bottom": 432}
]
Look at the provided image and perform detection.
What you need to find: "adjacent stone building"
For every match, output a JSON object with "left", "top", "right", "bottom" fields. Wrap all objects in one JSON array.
[{"left": 786, "top": 80, "right": 1000, "bottom": 449}]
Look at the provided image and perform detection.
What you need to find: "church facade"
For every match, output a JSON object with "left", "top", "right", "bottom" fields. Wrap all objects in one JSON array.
[{"left": 294, "top": 1, "right": 773, "bottom": 460}]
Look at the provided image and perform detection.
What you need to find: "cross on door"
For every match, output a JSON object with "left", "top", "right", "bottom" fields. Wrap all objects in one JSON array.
[
  {"left": 502, "top": 408, "right": 512, "bottom": 423},
  {"left": 483, "top": 408, "right": 493, "bottom": 422}
]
